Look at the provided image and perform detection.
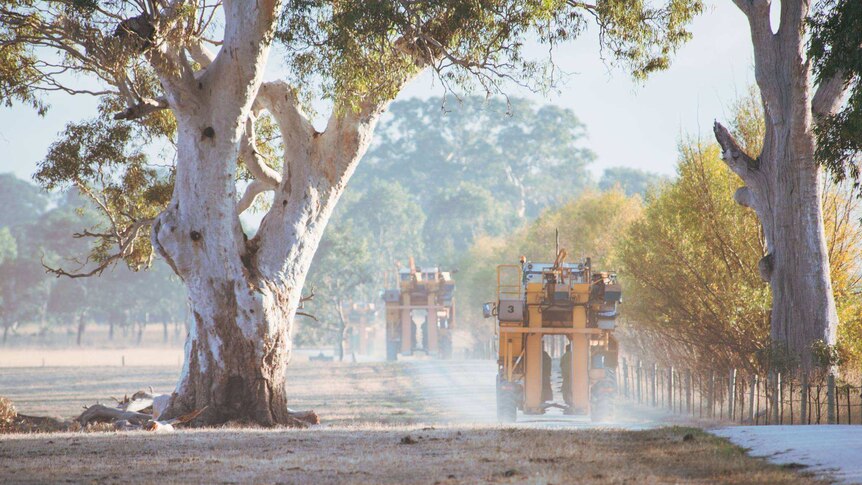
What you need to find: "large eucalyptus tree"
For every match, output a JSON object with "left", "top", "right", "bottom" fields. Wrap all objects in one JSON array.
[
  {"left": 712, "top": 0, "right": 859, "bottom": 370},
  {"left": 1, "top": 0, "right": 701, "bottom": 425}
]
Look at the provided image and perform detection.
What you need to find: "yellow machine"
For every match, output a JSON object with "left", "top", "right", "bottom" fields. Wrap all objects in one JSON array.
[
  {"left": 342, "top": 302, "right": 377, "bottom": 356},
  {"left": 486, "top": 250, "right": 621, "bottom": 422},
  {"left": 383, "top": 259, "right": 455, "bottom": 361}
]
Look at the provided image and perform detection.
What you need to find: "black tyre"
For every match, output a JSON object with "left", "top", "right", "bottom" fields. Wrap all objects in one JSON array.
[
  {"left": 386, "top": 340, "right": 398, "bottom": 362},
  {"left": 496, "top": 379, "right": 518, "bottom": 423}
]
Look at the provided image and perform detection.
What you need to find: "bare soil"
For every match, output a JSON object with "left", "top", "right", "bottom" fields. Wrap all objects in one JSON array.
[{"left": 0, "top": 360, "right": 824, "bottom": 484}]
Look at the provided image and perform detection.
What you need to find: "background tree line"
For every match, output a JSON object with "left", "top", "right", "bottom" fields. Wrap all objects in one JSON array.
[
  {"left": 0, "top": 175, "right": 186, "bottom": 346},
  {"left": 298, "top": 96, "right": 664, "bottom": 351}
]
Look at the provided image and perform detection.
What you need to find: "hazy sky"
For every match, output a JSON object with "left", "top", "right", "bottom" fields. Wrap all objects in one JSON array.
[{"left": 0, "top": 2, "right": 756, "bottom": 182}]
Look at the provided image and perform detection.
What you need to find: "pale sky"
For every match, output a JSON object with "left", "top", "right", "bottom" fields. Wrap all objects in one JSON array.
[{"left": 0, "top": 2, "right": 755, "bottom": 182}]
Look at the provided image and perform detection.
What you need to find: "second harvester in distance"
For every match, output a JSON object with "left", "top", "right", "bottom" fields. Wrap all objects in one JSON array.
[{"left": 485, "top": 248, "right": 621, "bottom": 422}]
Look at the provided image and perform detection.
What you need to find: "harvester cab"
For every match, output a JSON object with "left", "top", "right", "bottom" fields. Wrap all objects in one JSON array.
[
  {"left": 487, "top": 250, "right": 621, "bottom": 422},
  {"left": 383, "top": 258, "right": 455, "bottom": 361}
]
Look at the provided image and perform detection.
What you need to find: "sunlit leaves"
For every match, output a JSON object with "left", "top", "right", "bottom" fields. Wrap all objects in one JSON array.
[
  {"left": 618, "top": 141, "right": 771, "bottom": 372},
  {"left": 34, "top": 106, "right": 174, "bottom": 271},
  {"left": 278, "top": 0, "right": 703, "bottom": 109}
]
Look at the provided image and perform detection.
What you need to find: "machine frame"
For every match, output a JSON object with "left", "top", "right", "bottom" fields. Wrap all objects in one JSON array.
[
  {"left": 489, "top": 252, "right": 621, "bottom": 421},
  {"left": 384, "top": 263, "right": 455, "bottom": 361}
]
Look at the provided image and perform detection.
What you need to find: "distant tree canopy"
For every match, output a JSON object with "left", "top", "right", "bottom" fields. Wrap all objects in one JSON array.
[
  {"left": 598, "top": 167, "right": 667, "bottom": 197},
  {"left": 358, "top": 97, "right": 596, "bottom": 221},
  {"left": 0, "top": 174, "right": 47, "bottom": 228},
  {"left": 0, "top": 174, "right": 185, "bottom": 345}
]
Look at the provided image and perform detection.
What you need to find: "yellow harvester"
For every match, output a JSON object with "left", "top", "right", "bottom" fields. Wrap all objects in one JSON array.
[
  {"left": 486, "top": 250, "right": 621, "bottom": 422},
  {"left": 383, "top": 259, "right": 455, "bottom": 361}
]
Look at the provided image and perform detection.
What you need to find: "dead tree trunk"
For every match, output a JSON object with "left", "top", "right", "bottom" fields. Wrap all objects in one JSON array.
[{"left": 715, "top": 0, "right": 848, "bottom": 370}]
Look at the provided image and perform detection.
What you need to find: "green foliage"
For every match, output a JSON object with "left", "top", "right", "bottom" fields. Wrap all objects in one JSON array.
[
  {"left": 0, "top": 173, "right": 47, "bottom": 228},
  {"left": 809, "top": 0, "right": 862, "bottom": 182},
  {"left": 300, "top": 222, "right": 374, "bottom": 348},
  {"left": 598, "top": 167, "right": 667, "bottom": 197},
  {"left": 34, "top": 101, "right": 174, "bottom": 271},
  {"left": 617, "top": 141, "right": 771, "bottom": 372},
  {"left": 0, "top": 228, "right": 17, "bottom": 265},
  {"left": 456, "top": 189, "right": 642, "bottom": 344},
  {"left": 0, "top": 175, "right": 186, "bottom": 342},
  {"left": 359, "top": 96, "right": 595, "bottom": 221},
  {"left": 279, "top": 0, "right": 703, "bottom": 108},
  {"left": 617, "top": 89, "right": 862, "bottom": 373}
]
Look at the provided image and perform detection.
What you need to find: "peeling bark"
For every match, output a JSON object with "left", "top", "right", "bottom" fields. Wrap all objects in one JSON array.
[
  {"left": 145, "top": 1, "right": 408, "bottom": 426},
  {"left": 715, "top": 0, "right": 848, "bottom": 370}
]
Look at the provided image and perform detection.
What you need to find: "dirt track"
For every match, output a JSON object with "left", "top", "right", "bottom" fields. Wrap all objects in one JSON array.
[{"left": 0, "top": 360, "right": 823, "bottom": 484}]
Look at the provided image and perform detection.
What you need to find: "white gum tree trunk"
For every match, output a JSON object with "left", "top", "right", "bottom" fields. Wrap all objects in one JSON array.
[
  {"left": 715, "top": 0, "right": 847, "bottom": 370},
  {"left": 147, "top": 1, "right": 305, "bottom": 425},
  {"left": 149, "top": 25, "right": 386, "bottom": 423}
]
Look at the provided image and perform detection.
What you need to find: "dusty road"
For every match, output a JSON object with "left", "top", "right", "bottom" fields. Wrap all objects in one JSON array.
[{"left": 0, "top": 359, "right": 821, "bottom": 484}]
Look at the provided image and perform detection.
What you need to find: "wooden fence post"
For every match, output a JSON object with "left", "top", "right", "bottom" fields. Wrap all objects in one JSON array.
[
  {"left": 622, "top": 358, "right": 629, "bottom": 399},
  {"left": 668, "top": 366, "right": 675, "bottom": 411},
  {"left": 686, "top": 369, "right": 692, "bottom": 414},
  {"left": 827, "top": 374, "right": 836, "bottom": 425},
  {"left": 801, "top": 373, "right": 808, "bottom": 425},
  {"left": 729, "top": 369, "right": 737, "bottom": 421},
  {"left": 754, "top": 374, "right": 760, "bottom": 425},
  {"left": 775, "top": 372, "right": 782, "bottom": 425},
  {"left": 709, "top": 371, "right": 716, "bottom": 418},
  {"left": 748, "top": 376, "right": 756, "bottom": 423}
]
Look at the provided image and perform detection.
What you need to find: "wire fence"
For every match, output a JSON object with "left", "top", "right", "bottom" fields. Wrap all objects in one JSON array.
[{"left": 619, "top": 358, "right": 862, "bottom": 425}]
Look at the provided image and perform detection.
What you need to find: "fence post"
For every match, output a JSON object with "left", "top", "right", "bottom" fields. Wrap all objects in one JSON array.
[
  {"left": 775, "top": 372, "right": 782, "bottom": 425},
  {"left": 686, "top": 369, "right": 692, "bottom": 414},
  {"left": 754, "top": 374, "right": 761, "bottom": 425},
  {"left": 637, "top": 360, "right": 643, "bottom": 404},
  {"left": 622, "top": 358, "right": 629, "bottom": 399},
  {"left": 709, "top": 371, "right": 716, "bottom": 418},
  {"left": 668, "top": 366, "right": 675, "bottom": 411},
  {"left": 729, "top": 369, "right": 737, "bottom": 420},
  {"left": 652, "top": 363, "right": 658, "bottom": 407},
  {"left": 748, "top": 376, "right": 756, "bottom": 423},
  {"left": 827, "top": 373, "right": 836, "bottom": 425},
  {"left": 801, "top": 373, "right": 808, "bottom": 425}
]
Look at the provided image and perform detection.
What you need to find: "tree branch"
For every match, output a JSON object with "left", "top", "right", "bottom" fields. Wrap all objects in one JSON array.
[
  {"left": 812, "top": 70, "right": 849, "bottom": 117},
  {"left": 713, "top": 121, "right": 759, "bottom": 179},
  {"left": 237, "top": 180, "right": 270, "bottom": 214},
  {"left": 257, "top": 81, "right": 316, "bottom": 157},
  {"left": 113, "top": 97, "right": 169, "bottom": 120},
  {"left": 240, "top": 113, "right": 282, "bottom": 188},
  {"left": 43, "top": 218, "right": 154, "bottom": 279}
]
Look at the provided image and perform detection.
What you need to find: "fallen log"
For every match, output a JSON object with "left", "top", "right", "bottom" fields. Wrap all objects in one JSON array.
[{"left": 77, "top": 404, "right": 152, "bottom": 427}]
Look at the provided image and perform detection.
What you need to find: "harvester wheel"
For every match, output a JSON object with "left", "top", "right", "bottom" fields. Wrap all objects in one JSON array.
[
  {"left": 591, "top": 393, "right": 615, "bottom": 422},
  {"left": 590, "top": 368, "right": 617, "bottom": 422},
  {"left": 496, "top": 380, "right": 518, "bottom": 423},
  {"left": 439, "top": 335, "right": 453, "bottom": 360},
  {"left": 386, "top": 341, "right": 398, "bottom": 362}
]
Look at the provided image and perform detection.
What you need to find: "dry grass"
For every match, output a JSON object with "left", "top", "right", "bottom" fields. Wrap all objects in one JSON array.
[
  {"left": 0, "top": 425, "right": 822, "bottom": 484},
  {"left": 0, "top": 361, "right": 826, "bottom": 484}
]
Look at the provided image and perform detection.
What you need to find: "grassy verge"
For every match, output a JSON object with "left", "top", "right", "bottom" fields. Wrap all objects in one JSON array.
[{"left": 0, "top": 425, "right": 822, "bottom": 484}]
